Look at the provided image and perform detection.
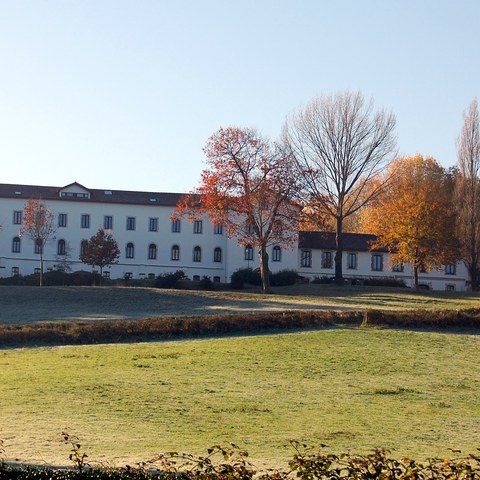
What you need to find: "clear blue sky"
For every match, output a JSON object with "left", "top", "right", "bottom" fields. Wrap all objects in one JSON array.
[{"left": 0, "top": 0, "right": 478, "bottom": 193}]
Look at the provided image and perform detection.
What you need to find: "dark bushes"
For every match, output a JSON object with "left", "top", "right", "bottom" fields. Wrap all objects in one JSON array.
[
  {"left": 230, "top": 268, "right": 299, "bottom": 289},
  {"left": 154, "top": 270, "right": 187, "bottom": 289}
]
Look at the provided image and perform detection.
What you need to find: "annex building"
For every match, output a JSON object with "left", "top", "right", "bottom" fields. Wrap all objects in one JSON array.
[{"left": 0, "top": 182, "right": 470, "bottom": 291}]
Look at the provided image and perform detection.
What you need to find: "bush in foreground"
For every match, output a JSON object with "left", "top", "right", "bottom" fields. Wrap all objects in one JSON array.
[{"left": 1, "top": 440, "right": 479, "bottom": 479}]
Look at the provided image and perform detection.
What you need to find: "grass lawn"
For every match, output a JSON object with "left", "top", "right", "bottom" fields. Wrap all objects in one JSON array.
[
  {"left": 0, "top": 285, "right": 479, "bottom": 325},
  {"left": 1, "top": 328, "right": 479, "bottom": 468}
]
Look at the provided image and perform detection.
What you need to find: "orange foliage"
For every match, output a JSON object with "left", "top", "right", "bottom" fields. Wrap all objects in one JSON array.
[{"left": 362, "top": 155, "right": 459, "bottom": 284}]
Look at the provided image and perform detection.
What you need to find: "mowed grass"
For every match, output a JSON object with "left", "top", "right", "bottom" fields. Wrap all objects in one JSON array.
[
  {"left": 0, "top": 285, "right": 479, "bottom": 325},
  {"left": 1, "top": 329, "right": 479, "bottom": 468}
]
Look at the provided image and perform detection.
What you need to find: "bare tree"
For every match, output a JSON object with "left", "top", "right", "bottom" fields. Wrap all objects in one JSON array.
[
  {"left": 283, "top": 91, "right": 397, "bottom": 284},
  {"left": 455, "top": 98, "right": 480, "bottom": 290}
]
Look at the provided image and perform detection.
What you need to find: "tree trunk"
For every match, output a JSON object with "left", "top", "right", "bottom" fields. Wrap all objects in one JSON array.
[
  {"left": 413, "top": 266, "right": 419, "bottom": 290},
  {"left": 335, "top": 217, "right": 344, "bottom": 286},
  {"left": 39, "top": 252, "right": 44, "bottom": 287},
  {"left": 258, "top": 246, "right": 270, "bottom": 294}
]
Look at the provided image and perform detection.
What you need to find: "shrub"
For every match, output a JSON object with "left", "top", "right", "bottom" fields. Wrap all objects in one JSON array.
[
  {"left": 155, "top": 270, "right": 186, "bottom": 289},
  {"left": 270, "top": 269, "right": 299, "bottom": 286},
  {"left": 198, "top": 276, "right": 214, "bottom": 290},
  {"left": 362, "top": 277, "right": 407, "bottom": 287},
  {"left": 230, "top": 268, "right": 260, "bottom": 289},
  {"left": 311, "top": 276, "right": 334, "bottom": 284}
]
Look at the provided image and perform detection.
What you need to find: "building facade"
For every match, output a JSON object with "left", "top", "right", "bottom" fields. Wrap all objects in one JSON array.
[{"left": 0, "top": 182, "right": 470, "bottom": 291}]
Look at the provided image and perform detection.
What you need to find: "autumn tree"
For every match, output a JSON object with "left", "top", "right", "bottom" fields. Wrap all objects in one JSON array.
[
  {"left": 79, "top": 228, "right": 120, "bottom": 281},
  {"left": 175, "top": 127, "right": 299, "bottom": 293},
  {"left": 362, "top": 155, "right": 459, "bottom": 289},
  {"left": 455, "top": 98, "right": 480, "bottom": 290},
  {"left": 283, "top": 91, "right": 397, "bottom": 285},
  {"left": 21, "top": 199, "right": 57, "bottom": 286}
]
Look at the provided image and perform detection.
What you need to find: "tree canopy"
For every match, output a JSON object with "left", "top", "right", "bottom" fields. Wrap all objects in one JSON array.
[
  {"left": 175, "top": 126, "right": 299, "bottom": 293},
  {"left": 79, "top": 228, "right": 120, "bottom": 279},
  {"left": 362, "top": 154, "right": 459, "bottom": 288}
]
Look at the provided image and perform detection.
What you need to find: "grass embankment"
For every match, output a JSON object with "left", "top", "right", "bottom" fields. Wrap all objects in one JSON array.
[{"left": 1, "top": 329, "right": 479, "bottom": 467}]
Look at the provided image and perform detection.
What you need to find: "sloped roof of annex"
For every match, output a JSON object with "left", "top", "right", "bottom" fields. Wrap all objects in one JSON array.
[{"left": 299, "top": 231, "right": 388, "bottom": 253}]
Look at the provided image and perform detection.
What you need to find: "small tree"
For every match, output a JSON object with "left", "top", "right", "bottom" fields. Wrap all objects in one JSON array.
[
  {"left": 79, "top": 228, "right": 120, "bottom": 282},
  {"left": 21, "top": 199, "right": 57, "bottom": 286},
  {"left": 175, "top": 127, "right": 299, "bottom": 293}
]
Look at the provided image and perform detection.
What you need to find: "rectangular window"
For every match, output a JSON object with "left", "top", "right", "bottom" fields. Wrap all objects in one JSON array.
[
  {"left": 301, "top": 249, "right": 312, "bottom": 268},
  {"left": 126, "top": 217, "right": 136, "bottom": 231},
  {"left": 58, "top": 213, "right": 67, "bottom": 228},
  {"left": 149, "top": 217, "right": 158, "bottom": 232},
  {"left": 244, "top": 245, "right": 254, "bottom": 261},
  {"left": 446, "top": 284, "right": 456, "bottom": 291},
  {"left": 272, "top": 246, "right": 281, "bottom": 262},
  {"left": 347, "top": 252, "right": 357, "bottom": 270},
  {"left": 371, "top": 254, "right": 383, "bottom": 271},
  {"left": 13, "top": 211, "right": 22, "bottom": 225},
  {"left": 34, "top": 242, "right": 42, "bottom": 254},
  {"left": 214, "top": 223, "right": 223, "bottom": 235},
  {"left": 81, "top": 214, "right": 90, "bottom": 229},
  {"left": 103, "top": 271, "right": 110, "bottom": 279},
  {"left": 445, "top": 263, "right": 456, "bottom": 275},
  {"left": 11, "top": 266, "right": 19, "bottom": 276},
  {"left": 321, "top": 251, "right": 333, "bottom": 269},
  {"left": 193, "top": 220, "right": 203, "bottom": 234},
  {"left": 392, "top": 263, "right": 404, "bottom": 272},
  {"left": 172, "top": 219, "right": 181, "bottom": 233},
  {"left": 34, "top": 267, "right": 41, "bottom": 274},
  {"left": 104, "top": 215, "right": 113, "bottom": 230}
]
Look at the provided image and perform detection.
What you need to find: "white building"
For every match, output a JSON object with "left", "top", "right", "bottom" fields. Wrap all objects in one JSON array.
[{"left": 0, "top": 182, "right": 470, "bottom": 291}]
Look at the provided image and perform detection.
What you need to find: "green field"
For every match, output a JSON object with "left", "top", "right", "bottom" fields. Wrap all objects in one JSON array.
[{"left": 1, "top": 328, "right": 479, "bottom": 468}]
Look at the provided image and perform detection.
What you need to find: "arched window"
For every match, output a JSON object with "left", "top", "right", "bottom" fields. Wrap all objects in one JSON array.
[
  {"left": 80, "top": 240, "right": 88, "bottom": 257},
  {"left": 213, "top": 247, "right": 222, "bottom": 263},
  {"left": 272, "top": 246, "right": 281, "bottom": 262},
  {"left": 244, "top": 245, "right": 254, "bottom": 261},
  {"left": 57, "top": 239, "right": 66, "bottom": 256},
  {"left": 171, "top": 244, "right": 180, "bottom": 261},
  {"left": 126, "top": 242, "right": 135, "bottom": 259},
  {"left": 193, "top": 246, "right": 202, "bottom": 262},
  {"left": 148, "top": 243, "right": 157, "bottom": 260},
  {"left": 12, "top": 236, "right": 21, "bottom": 253}
]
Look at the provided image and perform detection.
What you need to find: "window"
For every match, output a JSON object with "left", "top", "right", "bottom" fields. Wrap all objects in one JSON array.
[
  {"left": 126, "top": 217, "right": 136, "bottom": 231},
  {"left": 80, "top": 240, "right": 88, "bottom": 257},
  {"left": 244, "top": 223, "right": 254, "bottom": 234},
  {"left": 214, "top": 223, "right": 223, "bottom": 235},
  {"left": 214, "top": 247, "right": 222, "bottom": 263},
  {"left": 272, "top": 246, "right": 282, "bottom": 262},
  {"left": 13, "top": 210, "right": 22, "bottom": 225},
  {"left": 371, "top": 254, "right": 383, "bottom": 271},
  {"left": 392, "top": 263, "right": 404, "bottom": 272},
  {"left": 81, "top": 214, "right": 90, "bottom": 229},
  {"left": 11, "top": 267, "right": 19, "bottom": 277},
  {"left": 419, "top": 263, "right": 428, "bottom": 273},
  {"left": 34, "top": 268, "right": 41, "bottom": 274},
  {"left": 213, "top": 276, "right": 221, "bottom": 283},
  {"left": 171, "top": 244, "right": 180, "bottom": 261},
  {"left": 446, "top": 284, "right": 456, "bottom": 291},
  {"left": 12, "top": 237, "right": 21, "bottom": 253},
  {"left": 193, "top": 275, "right": 200, "bottom": 281},
  {"left": 244, "top": 245, "right": 254, "bottom": 261},
  {"left": 34, "top": 240, "right": 43, "bottom": 254},
  {"left": 147, "top": 273, "right": 155, "bottom": 280},
  {"left": 445, "top": 263, "right": 456, "bottom": 275},
  {"left": 126, "top": 242, "right": 135, "bottom": 259},
  {"left": 347, "top": 252, "right": 357, "bottom": 270},
  {"left": 321, "top": 251, "right": 333, "bottom": 269},
  {"left": 172, "top": 219, "right": 181, "bottom": 233},
  {"left": 104, "top": 215, "right": 113, "bottom": 230},
  {"left": 301, "top": 249, "right": 312, "bottom": 267},
  {"left": 193, "top": 220, "right": 203, "bottom": 234},
  {"left": 57, "top": 239, "right": 66, "bottom": 256},
  {"left": 149, "top": 217, "right": 158, "bottom": 232},
  {"left": 148, "top": 243, "right": 157, "bottom": 260},
  {"left": 124, "top": 272, "right": 133, "bottom": 280},
  {"left": 193, "top": 246, "right": 202, "bottom": 262},
  {"left": 103, "top": 271, "right": 110, "bottom": 279},
  {"left": 58, "top": 213, "right": 67, "bottom": 228}
]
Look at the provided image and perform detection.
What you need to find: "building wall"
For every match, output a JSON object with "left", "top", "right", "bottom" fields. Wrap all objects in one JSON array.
[{"left": 297, "top": 247, "right": 469, "bottom": 291}]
